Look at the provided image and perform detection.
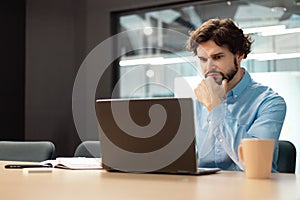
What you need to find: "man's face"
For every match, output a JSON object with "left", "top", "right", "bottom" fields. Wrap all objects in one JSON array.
[{"left": 196, "top": 40, "right": 240, "bottom": 85}]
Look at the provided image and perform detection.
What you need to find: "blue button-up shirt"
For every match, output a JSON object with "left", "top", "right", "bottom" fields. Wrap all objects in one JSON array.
[{"left": 195, "top": 70, "right": 286, "bottom": 171}]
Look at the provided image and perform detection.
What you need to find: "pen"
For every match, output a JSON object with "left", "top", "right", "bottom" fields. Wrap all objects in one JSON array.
[
  {"left": 4, "top": 164, "right": 52, "bottom": 169},
  {"left": 23, "top": 168, "right": 53, "bottom": 174}
]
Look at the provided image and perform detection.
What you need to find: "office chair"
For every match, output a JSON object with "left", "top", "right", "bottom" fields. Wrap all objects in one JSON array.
[
  {"left": 74, "top": 141, "right": 101, "bottom": 158},
  {"left": 277, "top": 140, "right": 297, "bottom": 173},
  {"left": 0, "top": 141, "right": 55, "bottom": 162}
]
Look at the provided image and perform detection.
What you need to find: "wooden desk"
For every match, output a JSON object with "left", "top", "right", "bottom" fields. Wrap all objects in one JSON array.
[{"left": 0, "top": 161, "right": 299, "bottom": 200}]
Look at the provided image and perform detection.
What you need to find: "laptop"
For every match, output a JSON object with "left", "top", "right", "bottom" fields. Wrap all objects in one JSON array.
[{"left": 95, "top": 97, "right": 220, "bottom": 175}]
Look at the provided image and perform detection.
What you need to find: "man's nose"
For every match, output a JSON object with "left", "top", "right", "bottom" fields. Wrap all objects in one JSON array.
[{"left": 206, "top": 58, "right": 216, "bottom": 70}]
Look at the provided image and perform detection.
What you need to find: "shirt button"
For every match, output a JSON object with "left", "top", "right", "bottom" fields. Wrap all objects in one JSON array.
[
  {"left": 219, "top": 139, "right": 223, "bottom": 143},
  {"left": 216, "top": 149, "right": 220, "bottom": 153}
]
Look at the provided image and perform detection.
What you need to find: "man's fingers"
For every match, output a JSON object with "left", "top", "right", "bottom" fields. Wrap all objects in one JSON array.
[{"left": 222, "top": 79, "right": 228, "bottom": 92}]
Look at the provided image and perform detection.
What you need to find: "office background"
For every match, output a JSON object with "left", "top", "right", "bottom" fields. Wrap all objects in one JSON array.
[
  {"left": 1, "top": 0, "right": 187, "bottom": 156},
  {"left": 1, "top": 0, "right": 299, "bottom": 173}
]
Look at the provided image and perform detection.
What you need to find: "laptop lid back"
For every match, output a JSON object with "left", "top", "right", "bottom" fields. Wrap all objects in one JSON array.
[{"left": 95, "top": 98, "right": 198, "bottom": 174}]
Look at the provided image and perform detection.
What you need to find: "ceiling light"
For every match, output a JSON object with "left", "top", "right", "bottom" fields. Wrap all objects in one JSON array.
[
  {"left": 246, "top": 53, "right": 300, "bottom": 61},
  {"left": 271, "top": 6, "right": 287, "bottom": 13},
  {"left": 119, "top": 56, "right": 195, "bottom": 66},
  {"left": 143, "top": 27, "right": 153, "bottom": 35},
  {"left": 119, "top": 57, "right": 164, "bottom": 66},
  {"left": 261, "top": 27, "right": 300, "bottom": 36},
  {"left": 146, "top": 69, "right": 155, "bottom": 78},
  {"left": 243, "top": 25, "right": 286, "bottom": 34}
]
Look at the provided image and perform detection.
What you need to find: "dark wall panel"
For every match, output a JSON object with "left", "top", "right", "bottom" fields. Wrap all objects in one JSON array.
[
  {"left": 0, "top": 0, "right": 25, "bottom": 140},
  {"left": 25, "top": 0, "right": 189, "bottom": 156},
  {"left": 25, "top": 0, "right": 85, "bottom": 156}
]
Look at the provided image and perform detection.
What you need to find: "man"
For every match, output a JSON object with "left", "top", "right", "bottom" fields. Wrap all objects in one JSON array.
[{"left": 186, "top": 18, "right": 286, "bottom": 171}]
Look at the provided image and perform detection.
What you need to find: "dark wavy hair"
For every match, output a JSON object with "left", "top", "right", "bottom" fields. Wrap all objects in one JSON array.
[{"left": 186, "top": 18, "right": 253, "bottom": 58}]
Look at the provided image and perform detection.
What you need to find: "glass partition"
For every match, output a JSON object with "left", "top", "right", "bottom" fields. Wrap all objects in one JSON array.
[
  {"left": 115, "top": 0, "right": 300, "bottom": 98},
  {"left": 113, "top": 0, "right": 300, "bottom": 173}
]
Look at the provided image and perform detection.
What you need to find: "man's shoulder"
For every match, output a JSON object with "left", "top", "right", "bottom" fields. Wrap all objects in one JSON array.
[
  {"left": 248, "top": 79, "right": 286, "bottom": 108},
  {"left": 247, "top": 78, "right": 281, "bottom": 96},
  {"left": 240, "top": 76, "right": 286, "bottom": 108}
]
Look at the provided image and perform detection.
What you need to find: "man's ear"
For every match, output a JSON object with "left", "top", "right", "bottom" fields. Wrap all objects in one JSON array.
[{"left": 237, "top": 53, "right": 244, "bottom": 62}]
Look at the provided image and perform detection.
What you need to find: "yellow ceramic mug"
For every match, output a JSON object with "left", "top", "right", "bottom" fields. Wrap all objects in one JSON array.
[{"left": 238, "top": 138, "right": 275, "bottom": 179}]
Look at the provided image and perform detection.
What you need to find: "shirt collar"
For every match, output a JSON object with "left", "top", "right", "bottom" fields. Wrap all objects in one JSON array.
[{"left": 226, "top": 69, "right": 251, "bottom": 98}]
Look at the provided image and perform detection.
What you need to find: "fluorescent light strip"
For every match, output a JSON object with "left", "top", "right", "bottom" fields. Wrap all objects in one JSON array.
[
  {"left": 151, "top": 57, "right": 195, "bottom": 65},
  {"left": 243, "top": 25, "right": 286, "bottom": 34},
  {"left": 119, "top": 53, "right": 300, "bottom": 66},
  {"left": 247, "top": 53, "right": 300, "bottom": 61},
  {"left": 261, "top": 28, "right": 300, "bottom": 36},
  {"left": 246, "top": 53, "right": 277, "bottom": 60},
  {"left": 119, "top": 56, "right": 195, "bottom": 66},
  {"left": 119, "top": 57, "right": 164, "bottom": 66}
]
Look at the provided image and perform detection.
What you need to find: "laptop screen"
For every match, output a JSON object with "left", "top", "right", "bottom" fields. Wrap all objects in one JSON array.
[{"left": 95, "top": 97, "right": 198, "bottom": 174}]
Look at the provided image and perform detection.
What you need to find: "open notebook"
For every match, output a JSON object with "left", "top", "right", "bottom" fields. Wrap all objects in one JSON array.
[
  {"left": 40, "top": 157, "right": 102, "bottom": 170},
  {"left": 96, "top": 97, "right": 220, "bottom": 175}
]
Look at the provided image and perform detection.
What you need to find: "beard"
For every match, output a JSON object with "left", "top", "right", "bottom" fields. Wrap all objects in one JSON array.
[{"left": 205, "top": 57, "right": 238, "bottom": 85}]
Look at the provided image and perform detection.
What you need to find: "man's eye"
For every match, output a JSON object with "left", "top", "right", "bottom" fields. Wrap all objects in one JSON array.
[
  {"left": 213, "top": 55, "right": 223, "bottom": 60},
  {"left": 199, "top": 57, "right": 207, "bottom": 62}
]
